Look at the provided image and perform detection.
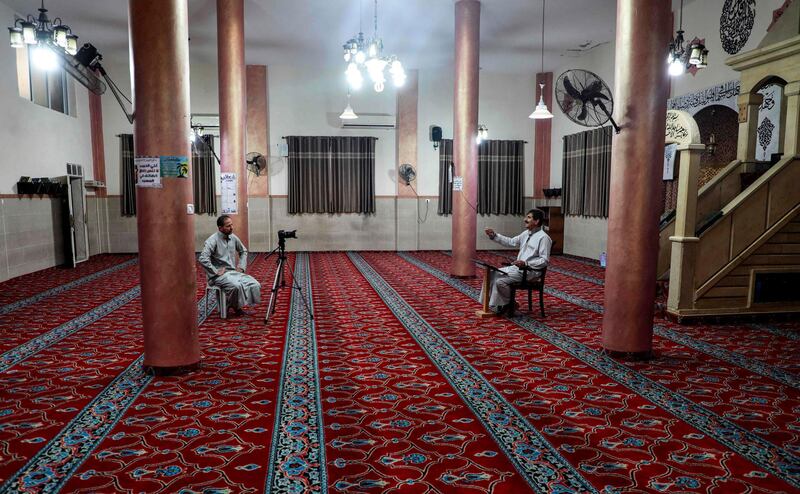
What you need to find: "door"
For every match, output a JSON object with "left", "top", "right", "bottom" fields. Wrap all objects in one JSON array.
[{"left": 65, "top": 175, "right": 89, "bottom": 266}]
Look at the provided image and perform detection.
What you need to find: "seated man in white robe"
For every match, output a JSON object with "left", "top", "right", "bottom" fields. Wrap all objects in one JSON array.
[
  {"left": 199, "top": 215, "right": 261, "bottom": 315},
  {"left": 482, "top": 208, "right": 552, "bottom": 314}
]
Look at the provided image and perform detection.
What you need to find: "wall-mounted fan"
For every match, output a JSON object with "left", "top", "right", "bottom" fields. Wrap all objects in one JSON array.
[
  {"left": 246, "top": 152, "right": 267, "bottom": 176},
  {"left": 399, "top": 163, "right": 416, "bottom": 186},
  {"left": 555, "top": 69, "right": 620, "bottom": 133}
]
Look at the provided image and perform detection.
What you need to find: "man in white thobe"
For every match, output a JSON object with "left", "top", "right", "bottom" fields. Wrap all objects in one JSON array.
[
  {"left": 199, "top": 215, "right": 261, "bottom": 315},
  {"left": 482, "top": 208, "right": 552, "bottom": 314}
]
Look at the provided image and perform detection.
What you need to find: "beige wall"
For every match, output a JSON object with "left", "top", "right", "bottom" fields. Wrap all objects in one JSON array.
[{"left": 0, "top": 197, "right": 65, "bottom": 282}]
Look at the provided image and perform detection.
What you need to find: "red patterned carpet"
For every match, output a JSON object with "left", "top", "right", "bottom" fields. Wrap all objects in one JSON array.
[{"left": 0, "top": 252, "right": 798, "bottom": 493}]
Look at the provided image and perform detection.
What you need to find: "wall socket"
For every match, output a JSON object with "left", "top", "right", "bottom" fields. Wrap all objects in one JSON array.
[{"left": 425, "top": 199, "right": 430, "bottom": 204}]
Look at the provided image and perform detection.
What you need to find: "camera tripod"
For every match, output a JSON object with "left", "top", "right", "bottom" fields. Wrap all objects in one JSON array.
[{"left": 263, "top": 238, "right": 314, "bottom": 325}]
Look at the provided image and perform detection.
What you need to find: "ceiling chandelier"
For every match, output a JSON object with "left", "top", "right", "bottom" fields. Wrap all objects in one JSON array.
[
  {"left": 667, "top": 0, "right": 708, "bottom": 77},
  {"left": 8, "top": 0, "right": 79, "bottom": 70},
  {"left": 342, "top": 0, "right": 406, "bottom": 92}
]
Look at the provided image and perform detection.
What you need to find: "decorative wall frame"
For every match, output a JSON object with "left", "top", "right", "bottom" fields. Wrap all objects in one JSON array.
[{"left": 720, "top": 0, "right": 756, "bottom": 55}]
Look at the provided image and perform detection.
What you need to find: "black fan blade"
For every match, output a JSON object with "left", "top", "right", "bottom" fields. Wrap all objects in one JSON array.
[
  {"left": 584, "top": 90, "right": 610, "bottom": 102},
  {"left": 563, "top": 77, "right": 582, "bottom": 99},
  {"left": 582, "top": 79, "right": 604, "bottom": 98},
  {"left": 577, "top": 103, "right": 588, "bottom": 121}
]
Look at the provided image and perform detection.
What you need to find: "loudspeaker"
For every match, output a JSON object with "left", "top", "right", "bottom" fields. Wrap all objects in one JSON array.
[{"left": 429, "top": 125, "right": 442, "bottom": 149}]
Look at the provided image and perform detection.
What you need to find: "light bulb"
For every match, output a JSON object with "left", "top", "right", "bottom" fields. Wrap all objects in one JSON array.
[
  {"left": 355, "top": 51, "right": 366, "bottom": 64},
  {"left": 374, "top": 81, "right": 384, "bottom": 92},
  {"left": 668, "top": 59, "right": 685, "bottom": 76},
  {"left": 31, "top": 46, "right": 58, "bottom": 71}
]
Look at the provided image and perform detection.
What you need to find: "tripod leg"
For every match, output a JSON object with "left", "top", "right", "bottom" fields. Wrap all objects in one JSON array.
[
  {"left": 264, "top": 256, "right": 284, "bottom": 324},
  {"left": 282, "top": 254, "right": 314, "bottom": 321}
]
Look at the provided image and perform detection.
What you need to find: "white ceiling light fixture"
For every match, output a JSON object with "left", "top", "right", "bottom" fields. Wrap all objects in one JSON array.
[
  {"left": 7, "top": 0, "right": 80, "bottom": 70},
  {"left": 342, "top": 0, "right": 406, "bottom": 93},
  {"left": 529, "top": 0, "right": 553, "bottom": 120},
  {"left": 339, "top": 90, "right": 358, "bottom": 120}
]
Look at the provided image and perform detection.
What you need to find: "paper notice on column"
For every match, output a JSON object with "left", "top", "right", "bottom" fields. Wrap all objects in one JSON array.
[
  {"left": 221, "top": 172, "right": 238, "bottom": 214},
  {"left": 663, "top": 143, "right": 677, "bottom": 180},
  {"left": 452, "top": 176, "right": 464, "bottom": 191},
  {"left": 135, "top": 157, "right": 162, "bottom": 188}
]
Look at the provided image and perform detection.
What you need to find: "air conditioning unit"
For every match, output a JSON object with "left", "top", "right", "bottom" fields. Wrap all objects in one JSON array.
[{"left": 340, "top": 113, "right": 396, "bottom": 130}]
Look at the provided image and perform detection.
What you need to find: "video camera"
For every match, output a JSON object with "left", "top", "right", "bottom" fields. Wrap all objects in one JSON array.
[{"left": 278, "top": 229, "right": 297, "bottom": 240}]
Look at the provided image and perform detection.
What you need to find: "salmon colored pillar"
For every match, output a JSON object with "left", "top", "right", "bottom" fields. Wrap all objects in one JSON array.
[
  {"left": 246, "top": 64, "right": 269, "bottom": 197},
  {"left": 218, "top": 0, "right": 249, "bottom": 242},
  {"left": 397, "top": 69, "right": 419, "bottom": 198},
  {"left": 130, "top": 0, "right": 199, "bottom": 373},
  {"left": 533, "top": 72, "right": 552, "bottom": 199},
  {"left": 88, "top": 83, "right": 106, "bottom": 197},
  {"left": 602, "top": 0, "right": 671, "bottom": 357},
  {"left": 451, "top": 0, "right": 480, "bottom": 277}
]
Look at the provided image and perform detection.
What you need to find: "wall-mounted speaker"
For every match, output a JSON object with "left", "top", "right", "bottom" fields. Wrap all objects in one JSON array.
[{"left": 429, "top": 125, "right": 442, "bottom": 149}]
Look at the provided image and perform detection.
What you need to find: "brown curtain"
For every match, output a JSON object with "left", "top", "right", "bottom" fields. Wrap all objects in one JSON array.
[
  {"left": 437, "top": 139, "right": 454, "bottom": 215},
  {"left": 582, "top": 126, "right": 612, "bottom": 217},
  {"left": 287, "top": 136, "right": 376, "bottom": 214},
  {"left": 438, "top": 139, "right": 524, "bottom": 215},
  {"left": 477, "top": 140, "right": 524, "bottom": 215},
  {"left": 562, "top": 127, "right": 612, "bottom": 218},
  {"left": 119, "top": 134, "right": 136, "bottom": 216},
  {"left": 191, "top": 134, "right": 217, "bottom": 215}
]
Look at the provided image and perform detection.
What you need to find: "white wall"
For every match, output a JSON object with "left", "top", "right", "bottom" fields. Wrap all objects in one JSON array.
[{"left": 0, "top": 2, "right": 94, "bottom": 194}]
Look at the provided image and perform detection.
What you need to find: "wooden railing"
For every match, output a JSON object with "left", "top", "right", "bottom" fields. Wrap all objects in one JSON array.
[
  {"left": 657, "top": 159, "right": 741, "bottom": 279},
  {"left": 694, "top": 156, "right": 800, "bottom": 295}
]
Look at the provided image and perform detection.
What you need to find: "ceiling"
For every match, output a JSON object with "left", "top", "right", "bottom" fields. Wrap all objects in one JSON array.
[{"left": 3, "top": 0, "right": 618, "bottom": 73}]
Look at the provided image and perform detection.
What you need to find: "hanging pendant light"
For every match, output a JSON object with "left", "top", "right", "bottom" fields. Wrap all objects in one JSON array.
[
  {"left": 339, "top": 91, "right": 358, "bottom": 120},
  {"left": 529, "top": 0, "right": 553, "bottom": 119},
  {"left": 529, "top": 83, "right": 553, "bottom": 119}
]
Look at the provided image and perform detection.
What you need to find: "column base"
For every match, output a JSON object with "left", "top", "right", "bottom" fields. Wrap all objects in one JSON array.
[
  {"left": 451, "top": 274, "right": 478, "bottom": 279},
  {"left": 602, "top": 348, "right": 653, "bottom": 361},
  {"left": 143, "top": 361, "right": 201, "bottom": 376}
]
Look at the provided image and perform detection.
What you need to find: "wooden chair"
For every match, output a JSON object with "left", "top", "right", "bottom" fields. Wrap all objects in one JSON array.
[{"left": 509, "top": 266, "right": 547, "bottom": 317}]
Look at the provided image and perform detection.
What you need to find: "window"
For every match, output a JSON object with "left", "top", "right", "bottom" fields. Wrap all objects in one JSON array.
[
  {"left": 16, "top": 46, "right": 70, "bottom": 115},
  {"left": 562, "top": 126, "right": 612, "bottom": 218},
  {"left": 437, "top": 139, "right": 525, "bottom": 215},
  {"left": 287, "top": 136, "right": 376, "bottom": 214}
]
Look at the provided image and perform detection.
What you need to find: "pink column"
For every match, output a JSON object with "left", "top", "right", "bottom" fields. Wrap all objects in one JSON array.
[
  {"left": 130, "top": 0, "right": 199, "bottom": 373},
  {"left": 602, "top": 0, "right": 671, "bottom": 357},
  {"left": 533, "top": 72, "right": 552, "bottom": 199},
  {"left": 246, "top": 64, "right": 269, "bottom": 197},
  {"left": 451, "top": 0, "right": 480, "bottom": 277},
  {"left": 88, "top": 83, "right": 106, "bottom": 198},
  {"left": 397, "top": 69, "right": 419, "bottom": 198},
  {"left": 217, "top": 0, "right": 249, "bottom": 243}
]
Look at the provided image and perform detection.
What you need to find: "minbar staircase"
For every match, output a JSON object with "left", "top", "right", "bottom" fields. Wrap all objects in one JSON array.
[
  {"left": 665, "top": 156, "right": 800, "bottom": 319},
  {"left": 662, "top": 3, "right": 800, "bottom": 320}
]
